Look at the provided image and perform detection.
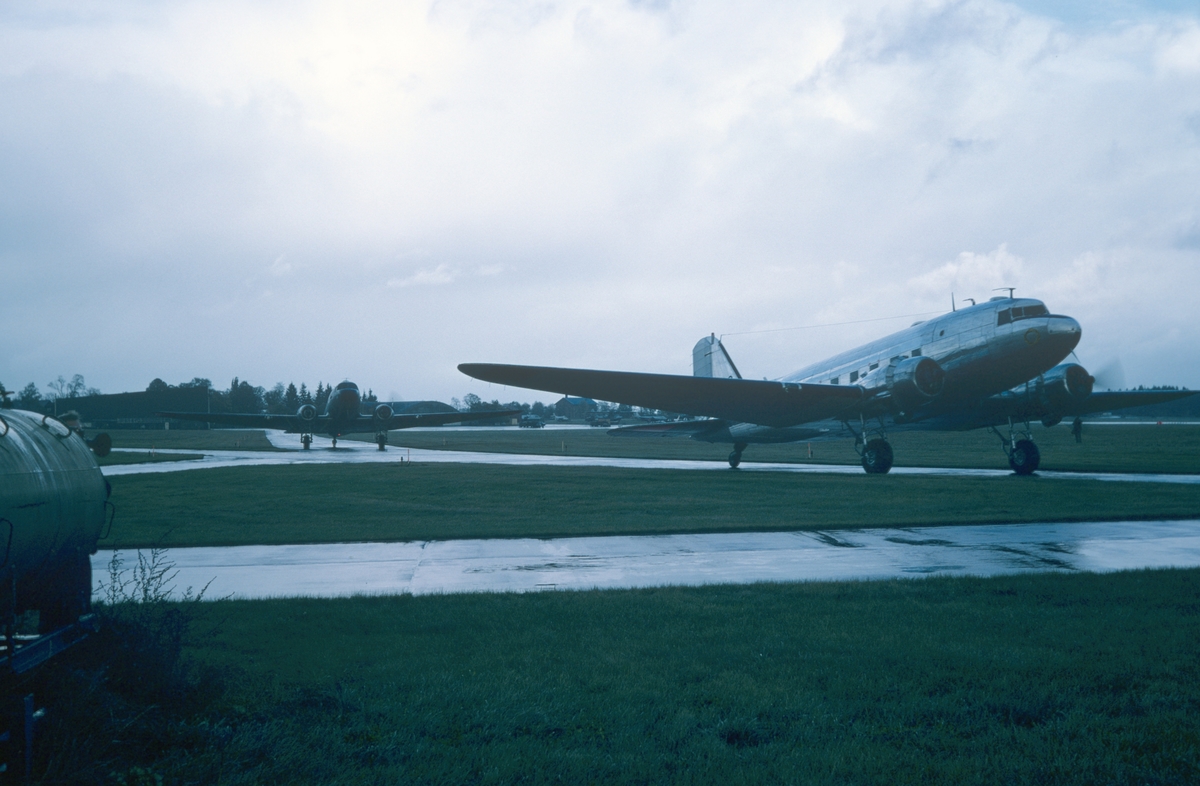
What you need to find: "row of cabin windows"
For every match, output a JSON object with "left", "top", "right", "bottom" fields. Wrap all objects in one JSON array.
[
  {"left": 997, "top": 304, "right": 1048, "bottom": 326},
  {"left": 830, "top": 348, "right": 922, "bottom": 385}
]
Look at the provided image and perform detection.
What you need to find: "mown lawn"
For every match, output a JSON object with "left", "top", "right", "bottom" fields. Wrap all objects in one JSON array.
[
  {"left": 96, "top": 450, "right": 204, "bottom": 467},
  {"left": 368, "top": 422, "right": 1200, "bottom": 474},
  {"left": 100, "top": 427, "right": 279, "bottom": 451},
  {"left": 103, "top": 462, "right": 1200, "bottom": 548},
  {"left": 37, "top": 568, "right": 1200, "bottom": 784}
]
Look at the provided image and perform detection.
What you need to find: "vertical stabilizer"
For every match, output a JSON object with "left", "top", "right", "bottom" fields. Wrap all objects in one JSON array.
[{"left": 692, "top": 334, "right": 742, "bottom": 379}]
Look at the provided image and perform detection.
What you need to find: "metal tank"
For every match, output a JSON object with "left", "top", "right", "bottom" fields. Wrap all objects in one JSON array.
[{"left": 0, "top": 409, "right": 108, "bottom": 633}]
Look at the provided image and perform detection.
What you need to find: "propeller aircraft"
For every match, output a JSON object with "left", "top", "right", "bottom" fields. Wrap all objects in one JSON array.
[
  {"left": 460, "top": 294, "right": 1196, "bottom": 474},
  {"left": 160, "top": 380, "right": 519, "bottom": 450}
]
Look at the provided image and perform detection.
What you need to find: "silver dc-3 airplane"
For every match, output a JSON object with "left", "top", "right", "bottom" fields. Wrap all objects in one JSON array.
[
  {"left": 161, "top": 380, "right": 519, "bottom": 450},
  {"left": 460, "top": 292, "right": 1196, "bottom": 474}
]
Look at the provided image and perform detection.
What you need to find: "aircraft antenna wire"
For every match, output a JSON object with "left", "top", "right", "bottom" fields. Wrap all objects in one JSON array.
[{"left": 720, "top": 310, "right": 943, "bottom": 340}]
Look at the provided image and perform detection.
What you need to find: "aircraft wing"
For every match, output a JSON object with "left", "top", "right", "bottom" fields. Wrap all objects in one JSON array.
[
  {"left": 1068, "top": 389, "right": 1199, "bottom": 416},
  {"left": 607, "top": 419, "right": 729, "bottom": 438},
  {"left": 458, "top": 363, "right": 864, "bottom": 428},
  {"left": 956, "top": 387, "right": 1200, "bottom": 432},
  {"left": 384, "top": 409, "right": 522, "bottom": 429},
  {"left": 159, "top": 409, "right": 522, "bottom": 432}
]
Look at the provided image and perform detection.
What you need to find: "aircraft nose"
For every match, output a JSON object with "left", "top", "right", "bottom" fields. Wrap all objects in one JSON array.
[{"left": 1047, "top": 315, "right": 1082, "bottom": 349}]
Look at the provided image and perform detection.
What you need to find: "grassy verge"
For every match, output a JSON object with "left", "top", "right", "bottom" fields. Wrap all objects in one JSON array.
[
  {"left": 103, "top": 462, "right": 1200, "bottom": 548},
  {"left": 34, "top": 569, "right": 1200, "bottom": 784},
  {"left": 364, "top": 423, "right": 1200, "bottom": 474},
  {"left": 99, "top": 428, "right": 280, "bottom": 451},
  {"left": 97, "top": 451, "right": 205, "bottom": 467}
]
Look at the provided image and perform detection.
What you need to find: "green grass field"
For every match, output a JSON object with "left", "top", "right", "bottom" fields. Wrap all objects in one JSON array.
[
  {"left": 103, "top": 462, "right": 1200, "bottom": 548},
  {"left": 41, "top": 568, "right": 1200, "bottom": 784},
  {"left": 56, "top": 422, "right": 1200, "bottom": 784},
  {"left": 96, "top": 450, "right": 205, "bottom": 467},
  {"left": 100, "top": 427, "right": 280, "bottom": 451},
  {"left": 366, "top": 422, "right": 1200, "bottom": 474},
  {"left": 101, "top": 422, "right": 1200, "bottom": 474}
]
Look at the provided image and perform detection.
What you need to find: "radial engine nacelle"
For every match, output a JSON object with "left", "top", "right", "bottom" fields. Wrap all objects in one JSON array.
[
  {"left": 297, "top": 403, "right": 317, "bottom": 421},
  {"left": 373, "top": 403, "right": 393, "bottom": 422},
  {"left": 862, "top": 355, "right": 945, "bottom": 414},
  {"left": 1033, "top": 363, "right": 1095, "bottom": 426}
]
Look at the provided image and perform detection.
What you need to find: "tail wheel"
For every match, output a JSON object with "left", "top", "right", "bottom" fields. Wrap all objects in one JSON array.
[
  {"left": 861, "top": 439, "right": 894, "bottom": 474},
  {"left": 1009, "top": 439, "right": 1041, "bottom": 475}
]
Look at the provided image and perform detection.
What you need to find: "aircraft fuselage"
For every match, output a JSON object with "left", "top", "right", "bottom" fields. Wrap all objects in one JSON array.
[
  {"left": 720, "top": 297, "right": 1081, "bottom": 444},
  {"left": 785, "top": 297, "right": 1080, "bottom": 400},
  {"left": 323, "top": 381, "right": 363, "bottom": 437}
]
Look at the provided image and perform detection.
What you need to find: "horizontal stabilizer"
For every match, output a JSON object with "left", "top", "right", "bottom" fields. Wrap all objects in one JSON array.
[{"left": 458, "top": 363, "right": 864, "bottom": 428}]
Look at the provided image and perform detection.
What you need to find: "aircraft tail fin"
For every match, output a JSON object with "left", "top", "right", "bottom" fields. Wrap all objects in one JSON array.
[{"left": 693, "top": 334, "right": 742, "bottom": 380}]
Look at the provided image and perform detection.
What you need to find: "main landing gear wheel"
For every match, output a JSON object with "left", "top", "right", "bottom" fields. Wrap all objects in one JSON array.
[
  {"left": 861, "top": 438, "right": 894, "bottom": 474},
  {"left": 1008, "top": 438, "right": 1040, "bottom": 475},
  {"left": 332, "top": 437, "right": 338, "bottom": 449},
  {"left": 301, "top": 434, "right": 313, "bottom": 450},
  {"left": 728, "top": 443, "right": 747, "bottom": 469},
  {"left": 376, "top": 432, "right": 388, "bottom": 451}
]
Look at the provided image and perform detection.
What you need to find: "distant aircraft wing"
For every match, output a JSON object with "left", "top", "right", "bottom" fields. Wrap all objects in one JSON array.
[
  {"left": 1068, "top": 389, "right": 1199, "bottom": 416},
  {"left": 159, "top": 409, "right": 522, "bottom": 432},
  {"left": 458, "top": 363, "right": 864, "bottom": 428},
  {"left": 607, "top": 419, "right": 729, "bottom": 438},
  {"left": 384, "top": 409, "right": 522, "bottom": 429},
  {"left": 157, "top": 411, "right": 303, "bottom": 430},
  {"left": 960, "top": 387, "right": 1200, "bottom": 431}
]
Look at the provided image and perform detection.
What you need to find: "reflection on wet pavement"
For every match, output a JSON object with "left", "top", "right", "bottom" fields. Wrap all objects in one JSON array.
[
  {"left": 98, "top": 429, "right": 1200, "bottom": 485},
  {"left": 93, "top": 519, "right": 1200, "bottom": 600}
]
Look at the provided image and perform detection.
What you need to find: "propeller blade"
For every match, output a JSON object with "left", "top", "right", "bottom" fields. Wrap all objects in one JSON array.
[{"left": 1092, "top": 358, "right": 1126, "bottom": 391}]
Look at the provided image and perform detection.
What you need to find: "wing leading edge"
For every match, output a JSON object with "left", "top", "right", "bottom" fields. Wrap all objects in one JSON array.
[{"left": 457, "top": 363, "right": 864, "bottom": 428}]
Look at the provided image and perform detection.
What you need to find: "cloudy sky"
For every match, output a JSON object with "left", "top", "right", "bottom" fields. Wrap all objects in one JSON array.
[{"left": 2, "top": 0, "right": 1198, "bottom": 404}]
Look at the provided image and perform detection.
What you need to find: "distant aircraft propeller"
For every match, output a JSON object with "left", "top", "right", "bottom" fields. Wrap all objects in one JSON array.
[{"left": 1092, "top": 358, "right": 1127, "bottom": 391}]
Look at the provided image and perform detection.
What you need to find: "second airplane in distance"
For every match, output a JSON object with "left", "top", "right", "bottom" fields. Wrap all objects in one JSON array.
[{"left": 161, "top": 381, "right": 518, "bottom": 450}]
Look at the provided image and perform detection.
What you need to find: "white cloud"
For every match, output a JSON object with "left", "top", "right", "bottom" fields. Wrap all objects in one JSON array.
[
  {"left": 907, "top": 244, "right": 1026, "bottom": 303},
  {"left": 386, "top": 263, "right": 458, "bottom": 288},
  {"left": 0, "top": 0, "right": 1197, "bottom": 398},
  {"left": 269, "top": 254, "right": 292, "bottom": 276}
]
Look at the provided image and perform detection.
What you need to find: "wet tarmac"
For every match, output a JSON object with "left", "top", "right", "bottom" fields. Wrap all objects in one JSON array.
[
  {"left": 93, "top": 519, "right": 1200, "bottom": 600},
  {"left": 99, "top": 429, "right": 1200, "bottom": 485}
]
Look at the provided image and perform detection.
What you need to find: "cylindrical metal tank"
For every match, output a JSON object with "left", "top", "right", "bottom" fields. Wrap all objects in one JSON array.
[{"left": 0, "top": 409, "right": 108, "bottom": 632}]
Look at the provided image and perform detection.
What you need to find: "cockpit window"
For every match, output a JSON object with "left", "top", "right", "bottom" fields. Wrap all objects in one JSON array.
[
  {"left": 998, "top": 304, "right": 1048, "bottom": 326},
  {"left": 335, "top": 381, "right": 358, "bottom": 391}
]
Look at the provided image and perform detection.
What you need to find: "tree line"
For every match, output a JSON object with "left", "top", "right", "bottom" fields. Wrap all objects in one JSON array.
[
  {"left": 5, "top": 375, "right": 1196, "bottom": 420},
  {"left": 0, "top": 374, "right": 556, "bottom": 417}
]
